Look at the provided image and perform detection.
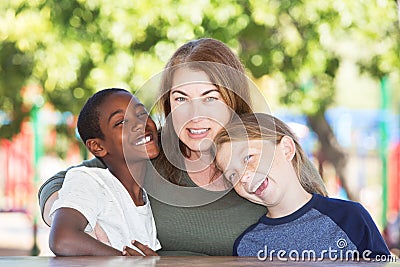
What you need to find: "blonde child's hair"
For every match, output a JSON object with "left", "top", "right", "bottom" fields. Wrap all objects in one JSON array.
[{"left": 213, "top": 113, "right": 328, "bottom": 196}]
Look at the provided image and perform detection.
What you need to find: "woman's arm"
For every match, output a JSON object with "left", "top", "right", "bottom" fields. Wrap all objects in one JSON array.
[
  {"left": 49, "top": 207, "right": 121, "bottom": 256},
  {"left": 38, "top": 158, "right": 106, "bottom": 226}
]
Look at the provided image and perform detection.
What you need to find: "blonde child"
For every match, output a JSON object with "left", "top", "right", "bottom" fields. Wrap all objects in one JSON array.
[{"left": 214, "top": 113, "right": 390, "bottom": 259}]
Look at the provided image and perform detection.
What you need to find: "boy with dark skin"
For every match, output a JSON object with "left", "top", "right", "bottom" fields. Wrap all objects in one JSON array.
[{"left": 49, "top": 88, "right": 159, "bottom": 256}]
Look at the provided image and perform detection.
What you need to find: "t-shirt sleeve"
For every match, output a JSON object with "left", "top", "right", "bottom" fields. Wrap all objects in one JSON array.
[
  {"left": 353, "top": 203, "right": 390, "bottom": 257},
  {"left": 49, "top": 168, "right": 102, "bottom": 232},
  {"left": 314, "top": 196, "right": 390, "bottom": 257},
  {"left": 38, "top": 158, "right": 106, "bottom": 221}
]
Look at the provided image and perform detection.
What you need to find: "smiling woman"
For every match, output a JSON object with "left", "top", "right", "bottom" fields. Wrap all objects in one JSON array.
[{"left": 155, "top": 59, "right": 254, "bottom": 188}]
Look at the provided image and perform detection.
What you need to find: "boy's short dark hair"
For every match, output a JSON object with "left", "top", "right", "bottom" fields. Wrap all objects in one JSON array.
[{"left": 77, "top": 88, "right": 129, "bottom": 143}]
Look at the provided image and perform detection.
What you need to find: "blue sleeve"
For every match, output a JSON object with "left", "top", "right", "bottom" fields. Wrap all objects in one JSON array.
[
  {"left": 315, "top": 196, "right": 390, "bottom": 257},
  {"left": 232, "top": 242, "right": 238, "bottom": 256},
  {"left": 353, "top": 203, "right": 390, "bottom": 257}
]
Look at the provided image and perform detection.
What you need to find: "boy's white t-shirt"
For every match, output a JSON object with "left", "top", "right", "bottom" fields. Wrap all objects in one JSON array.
[{"left": 49, "top": 166, "right": 161, "bottom": 252}]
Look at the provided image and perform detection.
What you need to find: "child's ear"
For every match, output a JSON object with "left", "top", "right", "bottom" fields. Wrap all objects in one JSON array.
[
  {"left": 280, "top": 136, "right": 296, "bottom": 161},
  {"left": 86, "top": 139, "right": 107, "bottom": 158}
]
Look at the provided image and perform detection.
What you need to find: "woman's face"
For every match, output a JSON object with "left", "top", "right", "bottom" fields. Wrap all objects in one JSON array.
[{"left": 169, "top": 68, "right": 231, "bottom": 155}]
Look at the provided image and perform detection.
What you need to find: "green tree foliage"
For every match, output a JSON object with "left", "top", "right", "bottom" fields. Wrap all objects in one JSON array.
[
  {"left": 1, "top": 0, "right": 399, "bottom": 200},
  {"left": 1, "top": 0, "right": 399, "bottom": 137}
]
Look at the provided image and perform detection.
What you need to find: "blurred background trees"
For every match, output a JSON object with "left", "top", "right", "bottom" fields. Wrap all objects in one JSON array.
[{"left": 1, "top": 0, "right": 399, "bottom": 201}]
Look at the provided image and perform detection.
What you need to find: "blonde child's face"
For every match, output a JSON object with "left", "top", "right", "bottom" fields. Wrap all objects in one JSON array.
[{"left": 216, "top": 138, "right": 295, "bottom": 207}]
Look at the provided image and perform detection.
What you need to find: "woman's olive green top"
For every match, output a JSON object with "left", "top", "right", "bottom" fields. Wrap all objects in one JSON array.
[{"left": 38, "top": 158, "right": 266, "bottom": 256}]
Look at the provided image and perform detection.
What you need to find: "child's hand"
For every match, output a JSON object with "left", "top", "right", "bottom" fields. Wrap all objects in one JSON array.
[{"left": 122, "top": 240, "right": 158, "bottom": 256}]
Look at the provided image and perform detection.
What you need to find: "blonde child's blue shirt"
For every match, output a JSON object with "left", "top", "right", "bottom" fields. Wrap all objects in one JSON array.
[{"left": 234, "top": 193, "right": 390, "bottom": 259}]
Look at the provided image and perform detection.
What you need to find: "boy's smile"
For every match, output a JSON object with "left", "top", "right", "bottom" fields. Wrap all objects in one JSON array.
[
  {"left": 123, "top": 99, "right": 159, "bottom": 161},
  {"left": 134, "top": 134, "right": 153, "bottom": 146},
  {"left": 98, "top": 91, "right": 159, "bottom": 163}
]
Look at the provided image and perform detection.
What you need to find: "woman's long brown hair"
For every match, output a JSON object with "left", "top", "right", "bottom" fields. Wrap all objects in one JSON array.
[{"left": 153, "top": 38, "right": 253, "bottom": 185}]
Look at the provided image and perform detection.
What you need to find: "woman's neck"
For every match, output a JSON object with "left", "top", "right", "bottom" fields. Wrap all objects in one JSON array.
[
  {"left": 185, "top": 155, "right": 228, "bottom": 191},
  {"left": 184, "top": 150, "right": 213, "bottom": 172}
]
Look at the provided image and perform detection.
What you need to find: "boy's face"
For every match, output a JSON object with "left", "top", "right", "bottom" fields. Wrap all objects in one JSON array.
[
  {"left": 216, "top": 139, "right": 293, "bottom": 207},
  {"left": 97, "top": 91, "right": 159, "bottom": 162}
]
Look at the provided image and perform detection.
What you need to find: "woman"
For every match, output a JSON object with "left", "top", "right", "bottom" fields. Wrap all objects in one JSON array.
[{"left": 39, "top": 38, "right": 322, "bottom": 255}]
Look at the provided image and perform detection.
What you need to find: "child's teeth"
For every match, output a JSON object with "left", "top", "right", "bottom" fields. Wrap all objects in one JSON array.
[
  {"left": 135, "top": 135, "right": 151, "bottom": 145},
  {"left": 135, "top": 138, "right": 145, "bottom": 145}
]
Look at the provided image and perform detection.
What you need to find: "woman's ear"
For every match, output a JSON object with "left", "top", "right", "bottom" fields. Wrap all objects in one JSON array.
[
  {"left": 86, "top": 139, "right": 107, "bottom": 158},
  {"left": 280, "top": 136, "right": 296, "bottom": 161}
]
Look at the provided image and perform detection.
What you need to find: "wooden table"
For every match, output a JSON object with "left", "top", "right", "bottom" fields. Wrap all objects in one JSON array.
[{"left": 0, "top": 256, "right": 399, "bottom": 267}]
